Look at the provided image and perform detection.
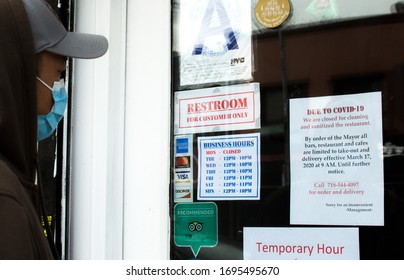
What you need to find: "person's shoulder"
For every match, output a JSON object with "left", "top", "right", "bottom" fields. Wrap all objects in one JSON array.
[{"left": 0, "top": 159, "right": 25, "bottom": 201}]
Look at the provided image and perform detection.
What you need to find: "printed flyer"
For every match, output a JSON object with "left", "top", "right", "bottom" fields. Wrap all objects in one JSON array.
[
  {"left": 174, "top": 83, "right": 260, "bottom": 135},
  {"left": 244, "top": 227, "right": 359, "bottom": 260},
  {"left": 290, "top": 92, "right": 384, "bottom": 225},
  {"left": 178, "top": 0, "right": 252, "bottom": 86},
  {"left": 197, "top": 133, "right": 260, "bottom": 200}
]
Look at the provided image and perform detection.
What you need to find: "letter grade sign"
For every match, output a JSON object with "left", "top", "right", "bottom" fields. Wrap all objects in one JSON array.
[{"left": 178, "top": 0, "right": 252, "bottom": 86}]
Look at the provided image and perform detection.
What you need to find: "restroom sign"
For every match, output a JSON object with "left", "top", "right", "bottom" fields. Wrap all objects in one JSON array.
[{"left": 174, "top": 83, "right": 260, "bottom": 135}]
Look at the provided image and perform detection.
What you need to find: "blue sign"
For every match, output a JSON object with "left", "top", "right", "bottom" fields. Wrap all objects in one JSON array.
[{"left": 176, "top": 138, "right": 189, "bottom": 154}]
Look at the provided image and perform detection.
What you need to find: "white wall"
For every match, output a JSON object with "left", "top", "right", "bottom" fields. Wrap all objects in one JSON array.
[{"left": 69, "top": 0, "right": 171, "bottom": 260}]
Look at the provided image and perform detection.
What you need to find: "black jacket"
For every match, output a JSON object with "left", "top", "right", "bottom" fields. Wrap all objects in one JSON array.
[{"left": 0, "top": 0, "right": 54, "bottom": 259}]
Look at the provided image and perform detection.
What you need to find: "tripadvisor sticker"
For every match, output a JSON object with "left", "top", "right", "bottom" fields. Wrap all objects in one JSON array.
[{"left": 174, "top": 202, "right": 218, "bottom": 258}]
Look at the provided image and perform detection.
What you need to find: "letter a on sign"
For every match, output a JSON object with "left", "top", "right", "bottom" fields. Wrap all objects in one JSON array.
[
  {"left": 179, "top": 0, "right": 252, "bottom": 86},
  {"left": 193, "top": 0, "right": 239, "bottom": 55}
]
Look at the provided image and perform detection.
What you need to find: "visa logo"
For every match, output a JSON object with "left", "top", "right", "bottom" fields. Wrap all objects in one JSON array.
[{"left": 177, "top": 174, "right": 190, "bottom": 180}]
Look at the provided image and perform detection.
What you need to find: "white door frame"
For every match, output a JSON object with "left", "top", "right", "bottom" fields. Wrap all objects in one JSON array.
[{"left": 68, "top": 0, "right": 171, "bottom": 260}]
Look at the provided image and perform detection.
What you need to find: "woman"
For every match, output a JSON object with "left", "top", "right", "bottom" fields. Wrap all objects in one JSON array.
[{"left": 0, "top": 0, "right": 107, "bottom": 259}]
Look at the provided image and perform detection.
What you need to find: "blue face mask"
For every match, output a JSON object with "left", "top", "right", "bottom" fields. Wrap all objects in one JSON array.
[{"left": 36, "top": 77, "right": 68, "bottom": 141}]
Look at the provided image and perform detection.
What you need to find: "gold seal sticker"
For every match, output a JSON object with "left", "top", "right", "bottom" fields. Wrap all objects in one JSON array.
[{"left": 255, "top": 0, "right": 291, "bottom": 29}]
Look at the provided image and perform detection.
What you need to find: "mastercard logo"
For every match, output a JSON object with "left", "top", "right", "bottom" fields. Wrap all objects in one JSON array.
[{"left": 176, "top": 156, "right": 190, "bottom": 168}]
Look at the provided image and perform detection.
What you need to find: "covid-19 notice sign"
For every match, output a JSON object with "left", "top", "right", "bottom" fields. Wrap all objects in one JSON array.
[{"left": 290, "top": 92, "right": 384, "bottom": 226}]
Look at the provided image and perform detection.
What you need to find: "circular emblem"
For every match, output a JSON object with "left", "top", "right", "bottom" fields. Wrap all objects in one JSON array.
[{"left": 255, "top": 0, "right": 291, "bottom": 29}]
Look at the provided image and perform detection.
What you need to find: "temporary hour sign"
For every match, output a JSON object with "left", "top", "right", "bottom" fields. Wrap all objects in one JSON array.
[{"left": 244, "top": 227, "right": 359, "bottom": 260}]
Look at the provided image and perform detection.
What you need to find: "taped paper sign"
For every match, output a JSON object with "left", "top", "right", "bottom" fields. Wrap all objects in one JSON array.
[
  {"left": 244, "top": 227, "right": 359, "bottom": 260},
  {"left": 178, "top": 0, "right": 252, "bottom": 86},
  {"left": 197, "top": 133, "right": 260, "bottom": 200},
  {"left": 174, "top": 83, "right": 260, "bottom": 135},
  {"left": 290, "top": 92, "right": 384, "bottom": 226}
]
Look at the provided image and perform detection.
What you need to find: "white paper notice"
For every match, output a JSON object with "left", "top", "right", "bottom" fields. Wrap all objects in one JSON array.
[
  {"left": 198, "top": 133, "right": 260, "bottom": 200},
  {"left": 174, "top": 83, "right": 260, "bottom": 135},
  {"left": 290, "top": 92, "right": 384, "bottom": 226},
  {"left": 244, "top": 227, "right": 360, "bottom": 260},
  {"left": 178, "top": 0, "right": 252, "bottom": 86}
]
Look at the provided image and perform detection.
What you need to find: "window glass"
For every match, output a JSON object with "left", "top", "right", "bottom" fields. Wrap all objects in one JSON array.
[{"left": 170, "top": 0, "right": 404, "bottom": 260}]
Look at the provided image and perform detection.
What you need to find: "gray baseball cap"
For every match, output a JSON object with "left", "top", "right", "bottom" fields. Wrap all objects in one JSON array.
[{"left": 22, "top": 0, "right": 108, "bottom": 59}]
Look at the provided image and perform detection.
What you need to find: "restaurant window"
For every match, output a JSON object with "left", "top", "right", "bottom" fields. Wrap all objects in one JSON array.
[{"left": 170, "top": 0, "right": 404, "bottom": 260}]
